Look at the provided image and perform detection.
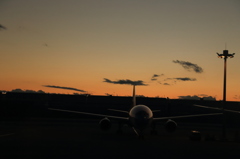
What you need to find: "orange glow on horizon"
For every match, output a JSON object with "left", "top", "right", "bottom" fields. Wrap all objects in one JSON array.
[
  {"left": 1, "top": 1, "right": 240, "bottom": 102},
  {"left": 2, "top": 84, "right": 239, "bottom": 102}
]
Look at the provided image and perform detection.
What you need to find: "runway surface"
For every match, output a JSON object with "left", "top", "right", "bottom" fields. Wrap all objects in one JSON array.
[{"left": 1, "top": 118, "right": 240, "bottom": 159}]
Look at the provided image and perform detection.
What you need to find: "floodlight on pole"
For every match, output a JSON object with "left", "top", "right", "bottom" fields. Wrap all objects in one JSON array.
[
  {"left": 216, "top": 50, "right": 235, "bottom": 101},
  {"left": 216, "top": 49, "right": 235, "bottom": 140}
]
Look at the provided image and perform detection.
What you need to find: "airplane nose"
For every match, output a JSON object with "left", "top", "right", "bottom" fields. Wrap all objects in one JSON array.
[
  {"left": 136, "top": 111, "right": 149, "bottom": 120},
  {"left": 133, "top": 115, "right": 151, "bottom": 131}
]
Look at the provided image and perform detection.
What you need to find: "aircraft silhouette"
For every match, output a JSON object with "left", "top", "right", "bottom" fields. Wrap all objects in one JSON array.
[{"left": 49, "top": 85, "right": 222, "bottom": 138}]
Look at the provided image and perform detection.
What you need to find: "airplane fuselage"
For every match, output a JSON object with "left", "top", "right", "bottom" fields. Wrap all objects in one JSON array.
[{"left": 129, "top": 105, "right": 153, "bottom": 131}]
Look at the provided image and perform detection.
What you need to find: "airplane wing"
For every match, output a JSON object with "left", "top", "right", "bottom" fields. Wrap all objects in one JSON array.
[
  {"left": 153, "top": 113, "right": 222, "bottom": 121},
  {"left": 193, "top": 104, "right": 222, "bottom": 111},
  {"left": 108, "top": 109, "right": 129, "bottom": 113},
  {"left": 48, "top": 108, "right": 128, "bottom": 120},
  {"left": 194, "top": 104, "right": 240, "bottom": 114}
]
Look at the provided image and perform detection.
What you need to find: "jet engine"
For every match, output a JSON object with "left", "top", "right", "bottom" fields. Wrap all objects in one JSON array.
[
  {"left": 99, "top": 117, "right": 111, "bottom": 131},
  {"left": 164, "top": 119, "right": 177, "bottom": 133}
]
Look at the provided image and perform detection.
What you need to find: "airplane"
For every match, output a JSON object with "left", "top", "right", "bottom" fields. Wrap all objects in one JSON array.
[{"left": 48, "top": 85, "right": 222, "bottom": 138}]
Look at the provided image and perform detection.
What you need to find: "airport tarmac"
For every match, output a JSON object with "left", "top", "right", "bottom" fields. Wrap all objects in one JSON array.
[{"left": 1, "top": 118, "right": 240, "bottom": 159}]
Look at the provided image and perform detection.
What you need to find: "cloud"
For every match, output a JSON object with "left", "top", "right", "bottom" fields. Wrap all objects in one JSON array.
[
  {"left": 151, "top": 74, "right": 164, "bottom": 81},
  {"left": 43, "top": 85, "right": 86, "bottom": 92},
  {"left": 163, "top": 83, "right": 171, "bottom": 85},
  {"left": 173, "top": 60, "right": 203, "bottom": 73},
  {"left": 178, "top": 95, "right": 216, "bottom": 101},
  {"left": 178, "top": 95, "right": 200, "bottom": 100},
  {"left": 233, "top": 95, "right": 240, "bottom": 100},
  {"left": 103, "top": 78, "right": 147, "bottom": 86},
  {"left": 165, "top": 77, "right": 197, "bottom": 81},
  {"left": 198, "top": 94, "right": 211, "bottom": 97},
  {"left": 0, "top": 24, "right": 7, "bottom": 30},
  {"left": 43, "top": 43, "right": 49, "bottom": 47},
  {"left": 202, "top": 96, "right": 216, "bottom": 101},
  {"left": 157, "top": 77, "right": 196, "bottom": 85},
  {"left": 8, "top": 89, "right": 45, "bottom": 93},
  {"left": 158, "top": 82, "right": 171, "bottom": 85}
]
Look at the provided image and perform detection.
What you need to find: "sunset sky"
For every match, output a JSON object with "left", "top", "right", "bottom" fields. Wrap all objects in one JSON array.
[{"left": 1, "top": 0, "right": 240, "bottom": 101}]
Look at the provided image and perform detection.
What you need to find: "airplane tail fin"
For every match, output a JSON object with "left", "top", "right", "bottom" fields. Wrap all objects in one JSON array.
[{"left": 132, "top": 85, "right": 136, "bottom": 107}]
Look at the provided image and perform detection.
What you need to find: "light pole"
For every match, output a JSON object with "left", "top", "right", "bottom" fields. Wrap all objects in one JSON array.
[{"left": 217, "top": 49, "right": 235, "bottom": 140}]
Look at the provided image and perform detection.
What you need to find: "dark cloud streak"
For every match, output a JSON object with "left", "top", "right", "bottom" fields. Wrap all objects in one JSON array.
[
  {"left": 173, "top": 60, "right": 203, "bottom": 73},
  {"left": 165, "top": 77, "right": 197, "bottom": 81},
  {"left": 151, "top": 74, "right": 164, "bottom": 81},
  {"left": 103, "top": 78, "right": 147, "bottom": 86},
  {"left": 157, "top": 77, "right": 196, "bottom": 85},
  {"left": 0, "top": 24, "right": 7, "bottom": 30},
  {"left": 43, "top": 85, "right": 86, "bottom": 92},
  {"left": 158, "top": 82, "right": 171, "bottom": 85}
]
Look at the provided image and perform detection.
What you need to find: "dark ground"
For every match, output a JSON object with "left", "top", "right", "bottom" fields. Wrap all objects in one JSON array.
[{"left": 1, "top": 118, "right": 240, "bottom": 159}]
